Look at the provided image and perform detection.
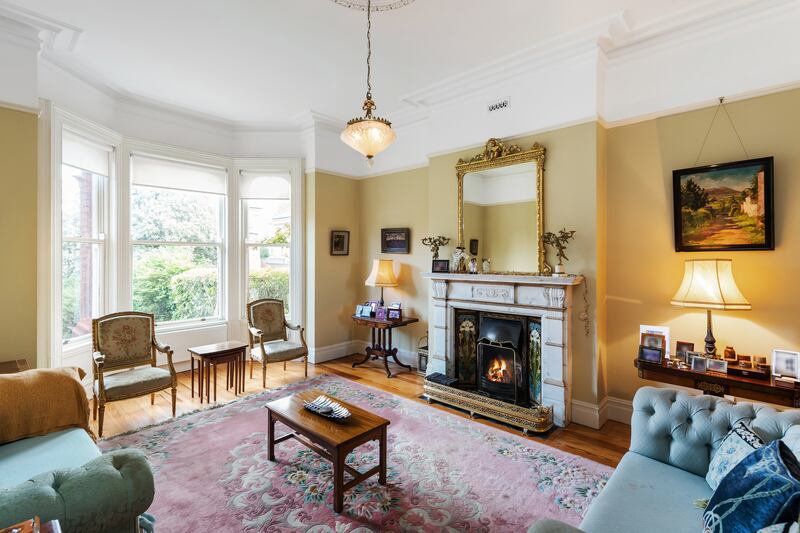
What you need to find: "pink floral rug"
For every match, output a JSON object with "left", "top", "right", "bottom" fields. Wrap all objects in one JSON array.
[{"left": 101, "top": 375, "right": 611, "bottom": 532}]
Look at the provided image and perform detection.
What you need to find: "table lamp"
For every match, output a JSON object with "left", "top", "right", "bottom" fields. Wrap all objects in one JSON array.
[
  {"left": 365, "top": 259, "right": 398, "bottom": 307},
  {"left": 670, "top": 259, "right": 750, "bottom": 356}
]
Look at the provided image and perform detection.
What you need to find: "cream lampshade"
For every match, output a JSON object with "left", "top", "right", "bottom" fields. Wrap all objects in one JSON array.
[
  {"left": 671, "top": 259, "right": 750, "bottom": 355},
  {"left": 365, "top": 259, "right": 398, "bottom": 307}
]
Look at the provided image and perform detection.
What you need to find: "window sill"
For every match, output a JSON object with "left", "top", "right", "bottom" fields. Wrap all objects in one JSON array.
[
  {"left": 62, "top": 338, "right": 92, "bottom": 357},
  {"left": 155, "top": 319, "right": 228, "bottom": 335}
]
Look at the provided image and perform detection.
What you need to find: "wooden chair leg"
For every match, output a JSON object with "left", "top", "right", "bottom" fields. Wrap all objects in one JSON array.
[
  {"left": 283, "top": 361, "right": 287, "bottom": 371},
  {"left": 249, "top": 358, "right": 253, "bottom": 379},
  {"left": 262, "top": 362, "right": 267, "bottom": 389},
  {"left": 171, "top": 386, "right": 177, "bottom": 417},
  {"left": 92, "top": 393, "right": 97, "bottom": 420},
  {"left": 304, "top": 356, "right": 308, "bottom": 377},
  {"left": 150, "top": 392, "right": 155, "bottom": 405},
  {"left": 98, "top": 404, "right": 105, "bottom": 438}
]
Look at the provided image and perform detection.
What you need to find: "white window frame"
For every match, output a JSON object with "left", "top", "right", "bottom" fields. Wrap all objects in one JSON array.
[
  {"left": 126, "top": 143, "right": 230, "bottom": 328},
  {"left": 234, "top": 159, "right": 304, "bottom": 330},
  {"left": 49, "top": 108, "right": 122, "bottom": 367}
]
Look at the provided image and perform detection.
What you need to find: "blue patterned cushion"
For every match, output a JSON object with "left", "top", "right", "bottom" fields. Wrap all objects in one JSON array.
[
  {"left": 704, "top": 440, "right": 800, "bottom": 532},
  {"left": 706, "top": 421, "right": 764, "bottom": 490}
]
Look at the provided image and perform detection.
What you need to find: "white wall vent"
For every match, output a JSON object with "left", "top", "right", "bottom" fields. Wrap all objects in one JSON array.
[{"left": 487, "top": 98, "right": 510, "bottom": 113}]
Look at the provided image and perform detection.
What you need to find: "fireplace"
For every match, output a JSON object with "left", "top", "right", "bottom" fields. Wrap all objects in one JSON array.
[
  {"left": 424, "top": 271, "right": 583, "bottom": 430},
  {"left": 479, "top": 343, "right": 517, "bottom": 402},
  {"left": 454, "top": 311, "right": 535, "bottom": 407}
]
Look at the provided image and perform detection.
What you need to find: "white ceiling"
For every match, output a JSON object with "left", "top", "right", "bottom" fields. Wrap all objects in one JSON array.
[{"left": 7, "top": 0, "right": 699, "bottom": 124}]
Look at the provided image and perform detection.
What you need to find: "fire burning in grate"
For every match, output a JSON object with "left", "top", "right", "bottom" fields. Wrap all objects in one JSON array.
[{"left": 486, "top": 357, "right": 512, "bottom": 384}]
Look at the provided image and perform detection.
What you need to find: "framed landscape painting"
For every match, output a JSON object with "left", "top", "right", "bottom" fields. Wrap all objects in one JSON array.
[{"left": 673, "top": 157, "right": 774, "bottom": 251}]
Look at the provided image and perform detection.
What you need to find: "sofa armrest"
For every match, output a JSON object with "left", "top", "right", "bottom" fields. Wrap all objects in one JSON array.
[
  {"left": 526, "top": 519, "right": 585, "bottom": 533},
  {"left": 0, "top": 449, "right": 154, "bottom": 533}
]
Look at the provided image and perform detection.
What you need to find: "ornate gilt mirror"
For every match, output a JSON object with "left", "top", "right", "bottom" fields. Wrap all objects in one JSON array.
[{"left": 456, "top": 138, "right": 547, "bottom": 274}]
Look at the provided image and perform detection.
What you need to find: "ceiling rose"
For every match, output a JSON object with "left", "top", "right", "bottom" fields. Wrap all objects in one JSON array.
[{"left": 329, "top": 0, "right": 415, "bottom": 12}]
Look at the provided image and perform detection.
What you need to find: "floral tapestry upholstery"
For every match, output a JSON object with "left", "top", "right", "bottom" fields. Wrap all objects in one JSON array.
[
  {"left": 249, "top": 300, "right": 286, "bottom": 343},
  {"left": 96, "top": 315, "right": 153, "bottom": 369}
]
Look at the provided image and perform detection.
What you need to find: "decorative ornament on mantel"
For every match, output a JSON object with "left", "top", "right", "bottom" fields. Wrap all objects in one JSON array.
[
  {"left": 542, "top": 228, "right": 576, "bottom": 277},
  {"left": 421, "top": 235, "right": 450, "bottom": 260},
  {"left": 339, "top": 0, "right": 397, "bottom": 166}
]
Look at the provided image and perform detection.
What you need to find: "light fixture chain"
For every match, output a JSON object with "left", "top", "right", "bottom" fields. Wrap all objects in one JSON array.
[
  {"left": 694, "top": 96, "right": 750, "bottom": 165},
  {"left": 366, "top": 0, "right": 372, "bottom": 99}
]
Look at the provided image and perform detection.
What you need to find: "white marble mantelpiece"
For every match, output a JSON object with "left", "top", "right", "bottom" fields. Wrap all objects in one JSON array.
[{"left": 424, "top": 272, "right": 584, "bottom": 426}]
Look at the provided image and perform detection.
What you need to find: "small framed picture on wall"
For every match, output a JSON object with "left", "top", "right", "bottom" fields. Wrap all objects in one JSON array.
[
  {"left": 330, "top": 230, "right": 350, "bottom": 256},
  {"left": 381, "top": 228, "right": 410, "bottom": 254}
]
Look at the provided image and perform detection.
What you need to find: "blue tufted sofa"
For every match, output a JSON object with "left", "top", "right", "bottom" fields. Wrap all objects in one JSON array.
[{"left": 530, "top": 386, "right": 800, "bottom": 533}]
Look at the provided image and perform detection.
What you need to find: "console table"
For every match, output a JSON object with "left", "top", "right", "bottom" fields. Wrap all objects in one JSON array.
[
  {"left": 351, "top": 315, "right": 419, "bottom": 377},
  {"left": 635, "top": 358, "right": 800, "bottom": 408}
]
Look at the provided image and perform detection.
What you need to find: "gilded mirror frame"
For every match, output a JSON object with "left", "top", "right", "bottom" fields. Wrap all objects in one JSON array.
[{"left": 456, "top": 138, "right": 548, "bottom": 274}]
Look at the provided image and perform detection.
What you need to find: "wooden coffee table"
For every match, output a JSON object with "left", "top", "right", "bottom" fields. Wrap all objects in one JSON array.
[{"left": 265, "top": 388, "right": 390, "bottom": 513}]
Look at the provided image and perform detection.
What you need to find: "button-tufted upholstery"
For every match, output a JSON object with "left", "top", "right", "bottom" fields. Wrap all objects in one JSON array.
[
  {"left": 631, "top": 386, "right": 800, "bottom": 477},
  {"left": 528, "top": 386, "right": 800, "bottom": 533}
]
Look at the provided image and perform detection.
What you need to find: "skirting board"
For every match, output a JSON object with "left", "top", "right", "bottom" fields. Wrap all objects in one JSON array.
[
  {"left": 309, "top": 340, "right": 365, "bottom": 364},
  {"left": 570, "top": 396, "right": 633, "bottom": 428}
]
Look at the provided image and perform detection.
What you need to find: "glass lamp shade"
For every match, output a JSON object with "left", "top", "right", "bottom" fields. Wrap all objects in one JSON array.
[
  {"left": 670, "top": 259, "right": 751, "bottom": 310},
  {"left": 365, "top": 259, "right": 398, "bottom": 287},
  {"left": 340, "top": 118, "right": 396, "bottom": 162}
]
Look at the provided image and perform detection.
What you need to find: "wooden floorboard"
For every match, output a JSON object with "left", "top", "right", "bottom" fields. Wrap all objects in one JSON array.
[{"left": 92, "top": 354, "right": 629, "bottom": 467}]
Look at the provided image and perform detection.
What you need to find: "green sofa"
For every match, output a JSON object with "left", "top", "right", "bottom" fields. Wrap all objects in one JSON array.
[
  {"left": 529, "top": 386, "right": 800, "bottom": 533},
  {"left": 0, "top": 379, "right": 155, "bottom": 532}
]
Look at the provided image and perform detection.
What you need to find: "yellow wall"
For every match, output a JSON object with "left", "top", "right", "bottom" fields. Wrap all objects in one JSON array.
[
  {"left": 606, "top": 88, "right": 800, "bottom": 401},
  {"left": 305, "top": 171, "right": 362, "bottom": 352},
  {"left": 427, "top": 122, "right": 603, "bottom": 403},
  {"left": 357, "top": 167, "right": 429, "bottom": 356},
  {"left": 482, "top": 200, "right": 538, "bottom": 272},
  {"left": 0, "top": 107, "right": 38, "bottom": 368}
]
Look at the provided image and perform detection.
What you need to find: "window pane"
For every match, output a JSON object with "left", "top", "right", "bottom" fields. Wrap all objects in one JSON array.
[
  {"left": 247, "top": 245, "right": 290, "bottom": 314},
  {"left": 62, "top": 164, "right": 104, "bottom": 239},
  {"left": 244, "top": 199, "right": 290, "bottom": 244},
  {"left": 62, "top": 242, "right": 101, "bottom": 342},
  {"left": 132, "top": 245, "right": 220, "bottom": 322},
  {"left": 131, "top": 186, "right": 222, "bottom": 242}
]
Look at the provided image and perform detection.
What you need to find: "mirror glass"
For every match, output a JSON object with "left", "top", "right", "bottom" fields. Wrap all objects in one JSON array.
[{"left": 462, "top": 162, "right": 539, "bottom": 272}]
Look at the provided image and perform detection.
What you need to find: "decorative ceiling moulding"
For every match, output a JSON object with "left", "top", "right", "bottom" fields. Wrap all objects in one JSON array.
[
  {"left": 0, "top": 0, "right": 82, "bottom": 51},
  {"left": 328, "top": 0, "right": 415, "bottom": 11},
  {"left": 602, "top": 0, "right": 798, "bottom": 61}
]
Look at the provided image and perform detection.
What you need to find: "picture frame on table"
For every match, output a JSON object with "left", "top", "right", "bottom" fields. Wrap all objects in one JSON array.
[
  {"left": 723, "top": 349, "right": 739, "bottom": 362},
  {"left": 691, "top": 355, "right": 708, "bottom": 373},
  {"left": 738, "top": 354, "right": 754, "bottom": 369},
  {"left": 356, "top": 305, "right": 372, "bottom": 318},
  {"left": 375, "top": 307, "right": 388, "bottom": 321},
  {"left": 387, "top": 308, "right": 402, "bottom": 320},
  {"left": 381, "top": 228, "right": 411, "bottom": 254},
  {"left": 773, "top": 349, "right": 800, "bottom": 379},
  {"left": 676, "top": 341, "right": 694, "bottom": 358},
  {"left": 388, "top": 302, "right": 401, "bottom": 310},
  {"left": 673, "top": 157, "right": 774, "bottom": 252},
  {"left": 707, "top": 359, "right": 728, "bottom": 373},
  {"left": 641, "top": 333, "right": 667, "bottom": 351},
  {"left": 638, "top": 345, "right": 664, "bottom": 365},
  {"left": 640, "top": 325, "right": 671, "bottom": 356},
  {"left": 330, "top": 230, "right": 350, "bottom": 256},
  {"left": 366, "top": 301, "right": 379, "bottom": 316},
  {"left": 432, "top": 259, "right": 450, "bottom": 272}
]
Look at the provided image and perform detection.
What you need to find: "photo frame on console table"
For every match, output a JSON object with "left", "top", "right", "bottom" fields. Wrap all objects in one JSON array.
[{"left": 673, "top": 157, "right": 774, "bottom": 252}]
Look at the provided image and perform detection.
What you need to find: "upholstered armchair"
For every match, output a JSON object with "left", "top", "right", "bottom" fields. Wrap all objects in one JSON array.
[
  {"left": 246, "top": 298, "right": 308, "bottom": 387},
  {"left": 91, "top": 311, "right": 177, "bottom": 437}
]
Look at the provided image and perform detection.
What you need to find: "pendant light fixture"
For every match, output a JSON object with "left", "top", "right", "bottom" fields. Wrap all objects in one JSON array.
[{"left": 340, "top": 0, "right": 396, "bottom": 166}]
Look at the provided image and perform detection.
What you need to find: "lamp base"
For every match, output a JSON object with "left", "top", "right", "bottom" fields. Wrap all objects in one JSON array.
[{"left": 705, "top": 309, "right": 716, "bottom": 356}]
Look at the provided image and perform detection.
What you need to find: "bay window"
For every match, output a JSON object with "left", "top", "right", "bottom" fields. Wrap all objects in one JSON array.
[
  {"left": 241, "top": 171, "right": 292, "bottom": 316},
  {"left": 130, "top": 155, "right": 227, "bottom": 324}
]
